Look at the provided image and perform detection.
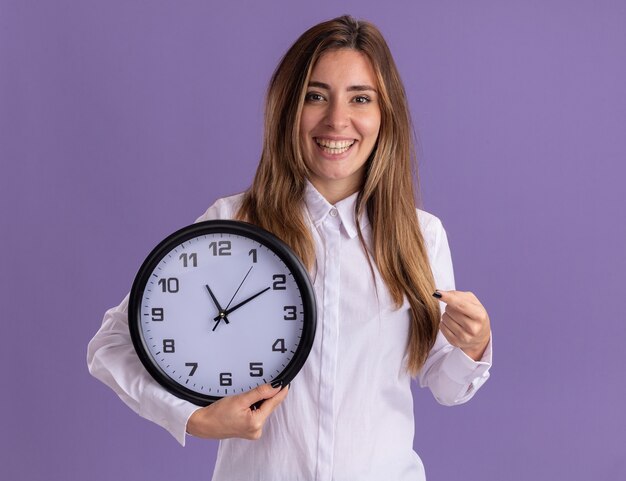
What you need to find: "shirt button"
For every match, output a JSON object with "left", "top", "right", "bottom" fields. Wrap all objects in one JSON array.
[{"left": 329, "top": 208, "right": 338, "bottom": 217}]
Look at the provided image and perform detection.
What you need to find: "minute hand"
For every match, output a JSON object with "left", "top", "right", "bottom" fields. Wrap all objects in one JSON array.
[{"left": 214, "top": 286, "right": 271, "bottom": 320}]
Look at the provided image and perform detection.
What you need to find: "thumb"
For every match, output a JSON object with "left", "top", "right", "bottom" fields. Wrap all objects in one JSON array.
[
  {"left": 239, "top": 382, "right": 283, "bottom": 406},
  {"left": 433, "top": 289, "right": 447, "bottom": 299},
  {"left": 256, "top": 382, "right": 289, "bottom": 416},
  {"left": 433, "top": 289, "right": 456, "bottom": 303}
]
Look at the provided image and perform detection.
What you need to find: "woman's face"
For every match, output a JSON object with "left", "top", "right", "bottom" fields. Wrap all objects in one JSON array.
[{"left": 299, "top": 49, "right": 381, "bottom": 204}]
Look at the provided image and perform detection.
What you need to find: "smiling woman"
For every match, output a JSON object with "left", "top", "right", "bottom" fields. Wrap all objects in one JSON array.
[
  {"left": 87, "top": 14, "right": 492, "bottom": 481},
  {"left": 299, "top": 49, "right": 381, "bottom": 203}
]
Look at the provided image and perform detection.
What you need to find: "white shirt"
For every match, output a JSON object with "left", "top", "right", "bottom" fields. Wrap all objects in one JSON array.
[{"left": 87, "top": 181, "right": 492, "bottom": 481}]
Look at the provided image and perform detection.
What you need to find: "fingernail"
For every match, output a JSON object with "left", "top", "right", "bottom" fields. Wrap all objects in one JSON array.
[
  {"left": 432, "top": 291, "right": 442, "bottom": 299},
  {"left": 271, "top": 380, "right": 282, "bottom": 389}
]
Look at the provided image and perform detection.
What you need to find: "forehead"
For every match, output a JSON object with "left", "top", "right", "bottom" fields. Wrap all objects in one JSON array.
[{"left": 309, "top": 49, "right": 377, "bottom": 86}]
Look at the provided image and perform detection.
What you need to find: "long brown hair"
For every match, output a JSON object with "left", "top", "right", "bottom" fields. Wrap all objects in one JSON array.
[{"left": 237, "top": 15, "right": 440, "bottom": 375}]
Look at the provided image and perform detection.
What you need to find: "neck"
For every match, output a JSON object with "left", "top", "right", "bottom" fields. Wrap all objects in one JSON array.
[{"left": 308, "top": 178, "right": 361, "bottom": 205}]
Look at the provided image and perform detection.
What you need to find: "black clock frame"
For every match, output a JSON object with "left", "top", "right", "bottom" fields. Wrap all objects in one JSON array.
[{"left": 128, "top": 220, "right": 317, "bottom": 406}]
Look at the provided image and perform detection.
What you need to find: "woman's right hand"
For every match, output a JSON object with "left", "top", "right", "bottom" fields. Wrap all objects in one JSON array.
[{"left": 186, "top": 383, "right": 289, "bottom": 440}]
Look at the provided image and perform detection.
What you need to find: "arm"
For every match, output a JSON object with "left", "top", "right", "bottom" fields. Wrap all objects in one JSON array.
[
  {"left": 417, "top": 215, "right": 493, "bottom": 405},
  {"left": 87, "top": 295, "right": 200, "bottom": 446},
  {"left": 86, "top": 194, "right": 287, "bottom": 444}
]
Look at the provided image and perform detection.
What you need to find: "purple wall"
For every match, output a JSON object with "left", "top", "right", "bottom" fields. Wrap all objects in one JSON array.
[{"left": 2, "top": 1, "right": 625, "bottom": 479}]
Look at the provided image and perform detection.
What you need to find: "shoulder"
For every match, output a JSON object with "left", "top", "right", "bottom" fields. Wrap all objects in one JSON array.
[
  {"left": 417, "top": 208, "right": 445, "bottom": 241},
  {"left": 195, "top": 192, "right": 246, "bottom": 222},
  {"left": 416, "top": 208, "right": 449, "bottom": 258},
  {"left": 416, "top": 208, "right": 454, "bottom": 286}
]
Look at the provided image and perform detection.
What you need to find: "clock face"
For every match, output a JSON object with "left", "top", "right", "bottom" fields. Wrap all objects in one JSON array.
[{"left": 128, "top": 220, "right": 316, "bottom": 406}]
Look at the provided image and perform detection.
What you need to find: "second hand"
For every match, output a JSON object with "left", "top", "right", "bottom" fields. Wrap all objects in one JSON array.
[{"left": 225, "top": 265, "right": 254, "bottom": 311}]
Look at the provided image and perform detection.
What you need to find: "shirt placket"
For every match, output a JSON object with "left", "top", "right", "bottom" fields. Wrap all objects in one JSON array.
[{"left": 315, "top": 208, "right": 342, "bottom": 481}]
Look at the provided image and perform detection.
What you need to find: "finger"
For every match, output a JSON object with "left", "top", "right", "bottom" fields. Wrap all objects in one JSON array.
[
  {"left": 443, "top": 308, "right": 489, "bottom": 349},
  {"left": 257, "top": 384, "right": 289, "bottom": 416},
  {"left": 434, "top": 290, "right": 481, "bottom": 314},
  {"left": 444, "top": 304, "right": 478, "bottom": 331},
  {"left": 440, "top": 318, "right": 461, "bottom": 346},
  {"left": 238, "top": 383, "right": 283, "bottom": 407},
  {"left": 441, "top": 312, "right": 465, "bottom": 339},
  {"left": 442, "top": 307, "right": 464, "bottom": 327},
  {"left": 444, "top": 296, "right": 490, "bottom": 338}
]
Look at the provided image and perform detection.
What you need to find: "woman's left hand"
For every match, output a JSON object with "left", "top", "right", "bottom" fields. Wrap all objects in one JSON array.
[{"left": 435, "top": 290, "right": 491, "bottom": 361}]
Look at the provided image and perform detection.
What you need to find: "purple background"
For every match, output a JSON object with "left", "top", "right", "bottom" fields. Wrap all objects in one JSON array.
[{"left": 2, "top": 1, "right": 625, "bottom": 480}]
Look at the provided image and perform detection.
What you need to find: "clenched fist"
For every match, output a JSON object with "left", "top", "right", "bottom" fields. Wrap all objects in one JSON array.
[{"left": 434, "top": 290, "right": 491, "bottom": 361}]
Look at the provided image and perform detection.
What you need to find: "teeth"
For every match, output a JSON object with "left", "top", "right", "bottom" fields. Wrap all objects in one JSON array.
[
  {"left": 315, "top": 138, "right": 355, "bottom": 154},
  {"left": 315, "top": 138, "right": 355, "bottom": 149}
]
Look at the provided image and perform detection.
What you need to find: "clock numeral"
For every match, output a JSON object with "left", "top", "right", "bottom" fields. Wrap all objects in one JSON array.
[
  {"left": 209, "top": 241, "right": 231, "bottom": 256},
  {"left": 220, "top": 372, "right": 232, "bottom": 386},
  {"left": 249, "top": 362, "right": 264, "bottom": 377},
  {"left": 185, "top": 362, "right": 198, "bottom": 376},
  {"left": 283, "top": 305, "right": 297, "bottom": 320},
  {"left": 272, "top": 338, "right": 287, "bottom": 353},
  {"left": 163, "top": 339, "right": 175, "bottom": 353},
  {"left": 158, "top": 277, "right": 179, "bottom": 293},
  {"left": 151, "top": 308, "right": 164, "bottom": 321},
  {"left": 272, "top": 274, "right": 286, "bottom": 290},
  {"left": 249, "top": 249, "right": 257, "bottom": 263},
  {"left": 179, "top": 252, "right": 197, "bottom": 267}
]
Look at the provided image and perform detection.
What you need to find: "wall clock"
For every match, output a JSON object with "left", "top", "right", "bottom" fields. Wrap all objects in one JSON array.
[{"left": 128, "top": 220, "right": 316, "bottom": 406}]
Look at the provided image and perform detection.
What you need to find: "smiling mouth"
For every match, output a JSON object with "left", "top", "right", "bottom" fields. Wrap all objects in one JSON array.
[{"left": 315, "top": 138, "right": 355, "bottom": 155}]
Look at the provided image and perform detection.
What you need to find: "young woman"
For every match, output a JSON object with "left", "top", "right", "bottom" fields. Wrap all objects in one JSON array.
[{"left": 88, "top": 15, "right": 492, "bottom": 480}]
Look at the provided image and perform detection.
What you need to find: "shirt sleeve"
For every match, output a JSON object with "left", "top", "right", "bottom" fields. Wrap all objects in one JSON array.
[
  {"left": 416, "top": 216, "right": 493, "bottom": 405},
  {"left": 87, "top": 295, "right": 201, "bottom": 446},
  {"left": 86, "top": 195, "right": 242, "bottom": 446}
]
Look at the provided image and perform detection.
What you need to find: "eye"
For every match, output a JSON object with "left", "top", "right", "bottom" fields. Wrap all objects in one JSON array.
[
  {"left": 305, "top": 92, "right": 325, "bottom": 103},
  {"left": 353, "top": 95, "right": 371, "bottom": 104}
]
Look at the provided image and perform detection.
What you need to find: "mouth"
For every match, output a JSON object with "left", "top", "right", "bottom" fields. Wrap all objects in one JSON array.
[{"left": 314, "top": 138, "right": 356, "bottom": 155}]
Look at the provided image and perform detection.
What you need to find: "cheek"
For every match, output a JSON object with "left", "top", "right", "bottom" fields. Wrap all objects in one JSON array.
[
  {"left": 299, "top": 108, "right": 318, "bottom": 138},
  {"left": 356, "top": 115, "right": 381, "bottom": 142},
  {"left": 299, "top": 122, "right": 312, "bottom": 157},
  {"left": 299, "top": 113, "right": 317, "bottom": 166}
]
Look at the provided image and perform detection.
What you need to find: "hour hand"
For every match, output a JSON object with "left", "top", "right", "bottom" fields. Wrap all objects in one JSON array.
[
  {"left": 214, "top": 286, "right": 271, "bottom": 321},
  {"left": 205, "top": 284, "right": 229, "bottom": 326}
]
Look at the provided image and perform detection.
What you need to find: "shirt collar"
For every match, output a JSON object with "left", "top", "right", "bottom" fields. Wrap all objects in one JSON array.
[{"left": 303, "top": 180, "right": 369, "bottom": 239}]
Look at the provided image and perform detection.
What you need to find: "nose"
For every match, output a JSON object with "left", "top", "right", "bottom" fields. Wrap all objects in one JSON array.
[{"left": 324, "top": 99, "right": 349, "bottom": 130}]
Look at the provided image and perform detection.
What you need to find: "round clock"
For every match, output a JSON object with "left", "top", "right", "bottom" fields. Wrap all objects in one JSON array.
[{"left": 128, "top": 220, "right": 317, "bottom": 406}]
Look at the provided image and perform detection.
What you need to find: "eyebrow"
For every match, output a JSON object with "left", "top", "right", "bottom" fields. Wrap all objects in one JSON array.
[{"left": 308, "top": 81, "right": 377, "bottom": 92}]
